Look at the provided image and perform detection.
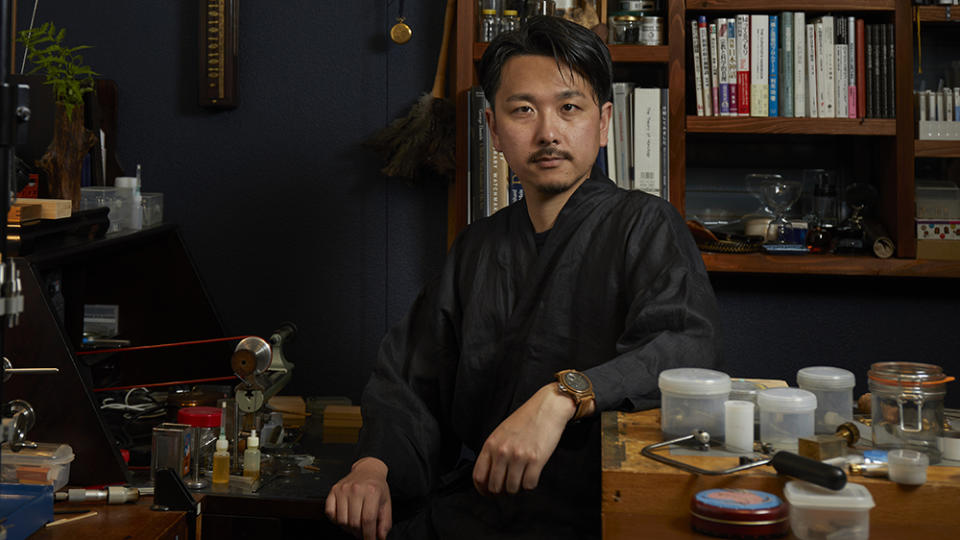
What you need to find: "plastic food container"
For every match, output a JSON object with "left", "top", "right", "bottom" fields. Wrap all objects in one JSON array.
[
  {"left": 659, "top": 368, "right": 731, "bottom": 440},
  {"left": 757, "top": 388, "right": 816, "bottom": 452},
  {"left": 887, "top": 448, "right": 929, "bottom": 485},
  {"left": 868, "top": 361, "right": 953, "bottom": 464},
  {"left": 1, "top": 442, "right": 75, "bottom": 491},
  {"left": 783, "top": 480, "right": 875, "bottom": 540},
  {"left": 796, "top": 366, "right": 855, "bottom": 434}
]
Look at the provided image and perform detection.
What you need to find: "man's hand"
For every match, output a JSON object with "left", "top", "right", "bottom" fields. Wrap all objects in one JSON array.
[
  {"left": 472, "top": 382, "right": 590, "bottom": 495},
  {"left": 325, "top": 457, "right": 392, "bottom": 540}
]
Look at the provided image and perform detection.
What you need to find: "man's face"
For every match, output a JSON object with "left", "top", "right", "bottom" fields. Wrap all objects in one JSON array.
[{"left": 486, "top": 55, "right": 611, "bottom": 197}]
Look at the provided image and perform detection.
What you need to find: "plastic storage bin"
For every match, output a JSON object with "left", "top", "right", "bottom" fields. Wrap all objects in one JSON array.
[
  {"left": 757, "top": 388, "right": 816, "bottom": 452},
  {"left": 915, "top": 179, "right": 960, "bottom": 219},
  {"left": 659, "top": 368, "right": 731, "bottom": 440},
  {"left": 141, "top": 192, "right": 164, "bottom": 228},
  {"left": 783, "top": 480, "right": 875, "bottom": 540},
  {"left": 1, "top": 442, "right": 75, "bottom": 491},
  {"left": 796, "top": 366, "right": 855, "bottom": 434},
  {"left": 80, "top": 186, "right": 124, "bottom": 233}
]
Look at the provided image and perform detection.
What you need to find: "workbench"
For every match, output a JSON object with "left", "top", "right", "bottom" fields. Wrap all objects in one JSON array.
[{"left": 601, "top": 409, "right": 960, "bottom": 539}]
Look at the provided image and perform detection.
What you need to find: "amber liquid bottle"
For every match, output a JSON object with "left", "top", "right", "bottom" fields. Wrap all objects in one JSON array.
[{"left": 212, "top": 435, "right": 230, "bottom": 485}]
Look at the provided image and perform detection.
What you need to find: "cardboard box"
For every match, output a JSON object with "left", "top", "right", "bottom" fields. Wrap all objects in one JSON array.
[
  {"left": 917, "top": 239, "right": 960, "bottom": 261},
  {"left": 916, "top": 219, "right": 960, "bottom": 240}
]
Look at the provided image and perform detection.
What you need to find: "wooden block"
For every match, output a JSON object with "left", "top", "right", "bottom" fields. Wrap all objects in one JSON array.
[
  {"left": 7, "top": 203, "right": 42, "bottom": 223},
  {"left": 13, "top": 198, "right": 72, "bottom": 219}
]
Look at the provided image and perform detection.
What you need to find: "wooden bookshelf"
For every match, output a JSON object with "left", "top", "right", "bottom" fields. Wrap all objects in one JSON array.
[
  {"left": 702, "top": 252, "right": 960, "bottom": 277},
  {"left": 473, "top": 42, "right": 670, "bottom": 63},
  {"left": 915, "top": 140, "right": 960, "bottom": 158},
  {"left": 687, "top": 117, "right": 897, "bottom": 135},
  {"left": 915, "top": 5, "right": 960, "bottom": 22}
]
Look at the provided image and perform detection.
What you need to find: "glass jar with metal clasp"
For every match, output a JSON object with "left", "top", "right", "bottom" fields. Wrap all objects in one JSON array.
[
  {"left": 868, "top": 362, "right": 954, "bottom": 464},
  {"left": 610, "top": 14, "right": 640, "bottom": 44}
]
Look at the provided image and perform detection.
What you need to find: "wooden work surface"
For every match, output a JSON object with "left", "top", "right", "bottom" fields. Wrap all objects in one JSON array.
[
  {"left": 602, "top": 410, "right": 960, "bottom": 539},
  {"left": 27, "top": 497, "right": 187, "bottom": 540}
]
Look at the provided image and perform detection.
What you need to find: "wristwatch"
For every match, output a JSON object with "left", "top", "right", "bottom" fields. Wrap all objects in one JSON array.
[{"left": 555, "top": 369, "right": 595, "bottom": 421}]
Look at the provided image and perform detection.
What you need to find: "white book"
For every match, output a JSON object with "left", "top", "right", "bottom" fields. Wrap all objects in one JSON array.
[
  {"left": 736, "top": 14, "right": 751, "bottom": 116},
  {"left": 709, "top": 22, "right": 720, "bottom": 116},
  {"left": 794, "top": 12, "right": 806, "bottom": 117},
  {"left": 699, "top": 19, "right": 713, "bottom": 116},
  {"left": 806, "top": 23, "right": 818, "bottom": 118},
  {"left": 836, "top": 41, "right": 848, "bottom": 118},
  {"left": 821, "top": 15, "right": 836, "bottom": 118},
  {"left": 750, "top": 14, "right": 769, "bottom": 117},
  {"left": 918, "top": 90, "right": 927, "bottom": 121},
  {"left": 947, "top": 90, "right": 955, "bottom": 122},
  {"left": 633, "top": 87, "right": 661, "bottom": 196},
  {"left": 816, "top": 21, "right": 825, "bottom": 117},
  {"left": 718, "top": 19, "right": 729, "bottom": 115},
  {"left": 691, "top": 20, "right": 705, "bottom": 117}
]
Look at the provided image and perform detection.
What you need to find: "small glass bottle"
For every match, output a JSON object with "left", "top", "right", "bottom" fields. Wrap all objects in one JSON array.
[
  {"left": 212, "top": 434, "right": 230, "bottom": 485},
  {"left": 479, "top": 9, "right": 500, "bottom": 42},
  {"left": 243, "top": 429, "right": 261, "bottom": 481},
  {"left": 500, "top": 9, "right": 520, "bottom": 33}
]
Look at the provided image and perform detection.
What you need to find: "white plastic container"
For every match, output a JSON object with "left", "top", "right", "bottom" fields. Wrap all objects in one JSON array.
[
  {"left": 887, "top": 448, "right": 929, "bottom": 485},
  {"left": 115, "top": 175, "right": 142, "bottom": 231},
  {"left": 783, "top": 480, "right": 875, "bottom": 540},
  {"left": 1, "top": 442, "right": 75, "bottom": 491},
  {"left": 659, "top": 368, "right": 731, "bottom": 440},
  {"left": 796, "top": 366, "right": 855, "bottom": 434},
  {"left": 723, "top": 400, "right": 755, "bottom": 453},
  {"left": 758, "top": 388, "right": 816, "bottom": 452}
]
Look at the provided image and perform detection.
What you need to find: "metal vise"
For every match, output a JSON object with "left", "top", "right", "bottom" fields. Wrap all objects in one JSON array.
[{"left": 232, "top": 323, "right": 296, "bottom": 414}]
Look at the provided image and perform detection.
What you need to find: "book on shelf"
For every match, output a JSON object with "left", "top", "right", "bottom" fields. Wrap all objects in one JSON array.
[
  {"left": 468, "top": 86, "right": 488, "bottom": 224},
  {"left": 836, "top": 19, "right": 848, "bottom": 119},
  {"left": 886, "top": 23, "right": 895, "bottom": 119},
  {"left": 856, "top": 19, "right": 866, "bottom": 118},
  {"left": 726, "top": 19, "right": 738, "bottom": 116},
  {"left": 793, "top": 12, "right": 806, "bottom": 117},
  {"left": 750, "top": 14, "right": 769, "bottom": 117},
  {"left": 690, "top": 19, "right": 706, "bottom": 117},
  {"left": 606, "top": 111, "right": 618, "bottom": 182},
  {"left": 709, "top": 21, "right": 721, "bottom": 116},
  {"left": 736, "top": 14, "right": 750, "bottom": 116},
  {"left": 698, "top": 17, "right": 713, "bottom": 116},
  {"left": 819, "top": 15, "right": 836, "bottom": 118},
  {"left": 781, "top": 12, "right": 794, "bottom": 118},
  {"left": 847, "top": 16, "right": 857, "bottom": 119},
  {"left": 768, "top": 15, "right": 779, "bottom": 117},
  {"left": 878, "top": 23, "right": 888, "bottom": 118},
  {"left": 806, "top": 21, "right": 818, "bottom": 118},
  {"left": 659, "top": 88, "right": 669, "bottom": 200},
  {"left": 612, "top": 82, "right": 634, "bottom": 190},
  {"left": 717, "top": 19, "right": 730, "bottom": 116},
  {"left": 633, "top": 87, "right": 661, "bottom": 197}
]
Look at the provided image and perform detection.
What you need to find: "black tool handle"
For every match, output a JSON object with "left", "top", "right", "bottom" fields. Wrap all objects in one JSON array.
[{"left": 770, "top": 452, "right": 847, "bottom": 491}]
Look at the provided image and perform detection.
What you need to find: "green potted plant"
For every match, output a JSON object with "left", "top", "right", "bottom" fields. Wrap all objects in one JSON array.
[{"left": 18, "top": 21, "right": 98, "bottom": 209}]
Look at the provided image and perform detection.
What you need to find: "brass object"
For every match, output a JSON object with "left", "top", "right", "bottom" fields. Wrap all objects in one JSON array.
[
  {"left": 390, "top": 17, "right": 412, "bottom": 44},
  {"left": 798, "top": 435, "right": 847, "bottom": 461},
  {"left": 835, "top": 422, "right": 860, "bottom": 447}
]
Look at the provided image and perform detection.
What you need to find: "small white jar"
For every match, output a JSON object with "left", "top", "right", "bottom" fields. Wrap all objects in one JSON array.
[
  {"left": 797, "top": 366, "right": 855, "bottom": 434},
  {"left": 659, "top": 368, "right": 731, "bottom": 440},
  {"left": 758, "top": 388, "right": 817, "bottom": 452}
]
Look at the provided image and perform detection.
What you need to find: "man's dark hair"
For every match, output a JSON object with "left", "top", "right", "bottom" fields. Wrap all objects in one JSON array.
[{"left": 478, "top": 16, "right": 613, "bottom": 110}]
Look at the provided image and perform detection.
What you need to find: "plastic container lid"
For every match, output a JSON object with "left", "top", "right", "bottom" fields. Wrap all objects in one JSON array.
[
  {"left": 729, "top": 379, "right": 765, "bottom": 402},
  {"left": 115, "top": 176, "right": 139, "bottom": 189},
  {"left": 868, "top": 362, "right": 954, "bottom": 389},
  {"left": 178, "top": 406, "right": 223, "bottom": 428},
  {"left": 757, "top": 388, "right": 817, "bottom": 413},
  {"left": 216, "top": 435, "right": 229, "bottom": 452},
  {"left": 1, "top": 442, "right": 74, "bottom": 466},
  {"left": 659, "top": 368, "right": 731, "bottom": 396},
  {"left": 783, "top": 480, "right": 875, "bottom": 510},
  {"left": 797, "top": 366, "right": 856, "bottom": 390}
]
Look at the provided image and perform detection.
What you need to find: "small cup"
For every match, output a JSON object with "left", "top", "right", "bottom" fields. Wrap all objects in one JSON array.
[{"left": 887, "top": 449, "right": 929, "bottom": 485}]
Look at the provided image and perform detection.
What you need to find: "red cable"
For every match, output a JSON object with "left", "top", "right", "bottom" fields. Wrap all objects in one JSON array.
[
  {"left": 93, "top": 375, "right": 238, "bottom": 393},
  {"left": 75, "top": 335, "right": 254, "bottom": 356}
]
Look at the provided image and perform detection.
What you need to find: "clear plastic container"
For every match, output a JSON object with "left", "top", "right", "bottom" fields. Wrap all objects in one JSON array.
[
  {"left": 141, "top": 192, "right": 164, "bottom": 228},
  {"left": 1, "top": 442, "right": 75, "bottom": 491},
  {"left": 796, "top": 366, "right": 855, "bottom": 434},
  {"left": 80, "top": 186, "right": 124, "bottom": 233},
  {"left": 730, "top": 379, "right": 765, "bottom": 436},
  {"left": 783, "top": 480, "right": 875, "bottom": 540},
  {"left": 758, "top": 388, "right": 816, "bottom": 452},
  {"left": 659, "top": 368, "right": 731, "bottom": 440}
]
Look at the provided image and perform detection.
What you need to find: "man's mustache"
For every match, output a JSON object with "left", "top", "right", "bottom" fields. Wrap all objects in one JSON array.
[{"left": 529, "top": 148, "right": 573, "bottom": 163}]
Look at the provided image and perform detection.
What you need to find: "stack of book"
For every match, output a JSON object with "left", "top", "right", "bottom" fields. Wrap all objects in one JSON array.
[
  {"left": 689, "top": 13, "right": 896, "bottom": 119},
  {"left": 467, "top": 87, "right": 525, "bottom": 224},
  {"left": 607, "top": 83, "right": 669, "bottom": 198},
  {"left": 321, "top": 404, "right": 362, "bottom": 444}
]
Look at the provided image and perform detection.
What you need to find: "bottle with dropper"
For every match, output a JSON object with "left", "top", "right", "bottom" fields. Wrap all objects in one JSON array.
[
  {"left": 243, "top": 429, "right": 261, "bottom": 481},
  {"left": 212, "top": 402, "right": 231, "bottom": 485}
]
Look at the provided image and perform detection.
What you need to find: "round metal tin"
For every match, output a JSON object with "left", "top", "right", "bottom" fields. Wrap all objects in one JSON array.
[{"left": 690, "top": 488, "right": 789, "bottom": 538}]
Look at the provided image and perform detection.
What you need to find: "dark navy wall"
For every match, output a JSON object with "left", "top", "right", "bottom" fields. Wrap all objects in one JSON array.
[
  {"left": 18, "top": 1, "right": 448, "bottom": 402},
  {"left": 17, "top": 2, "right": 960, "bottom": 408}
]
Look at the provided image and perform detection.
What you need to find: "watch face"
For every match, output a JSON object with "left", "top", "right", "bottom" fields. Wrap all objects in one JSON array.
[{"left": 563, "top": 371, "right": 590, "bottom": 392}]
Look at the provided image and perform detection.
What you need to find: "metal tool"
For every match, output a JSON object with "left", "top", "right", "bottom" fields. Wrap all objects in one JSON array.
[
  {"left": 641, "top": 430, "right": 847, "bottom": 491},
  {"left": 233, "top": 323, "right": 296, "bottom": 414},
  {"left": 55, "top": 486, "right": 154, "bottom": 504}
]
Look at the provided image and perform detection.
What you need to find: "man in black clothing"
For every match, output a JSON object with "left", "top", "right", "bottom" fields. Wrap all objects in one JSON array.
[{"left": 326, "top": 16, "right": 721, "bottom": 540}]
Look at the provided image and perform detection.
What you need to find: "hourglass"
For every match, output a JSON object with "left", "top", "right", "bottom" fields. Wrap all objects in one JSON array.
[{"left": 746, "top": 174, "right": 803, "bottom": 244}]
